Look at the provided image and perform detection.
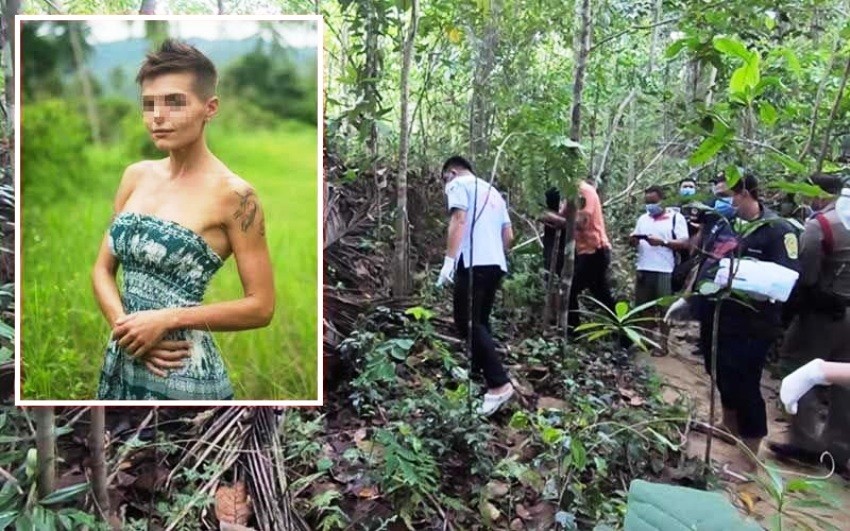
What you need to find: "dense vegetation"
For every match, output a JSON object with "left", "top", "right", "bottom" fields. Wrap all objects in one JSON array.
[{"left": 1, "top": 0, "right": 850, "bottom": 530}]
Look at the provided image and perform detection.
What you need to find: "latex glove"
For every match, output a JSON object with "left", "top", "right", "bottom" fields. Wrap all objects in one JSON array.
[
  {"left": 436, "top": 256, "right": 456, "bottom": 287},
  {"left": 780, "top": 358, "right": 829, "bottom": 415},
  {"left": 663, "top": 297, "right": 691, "bottom": 324}
]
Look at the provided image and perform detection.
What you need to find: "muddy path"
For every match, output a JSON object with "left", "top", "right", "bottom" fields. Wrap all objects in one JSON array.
[{"left": 644, "top": 322, "right": 850, "bottom": 530}]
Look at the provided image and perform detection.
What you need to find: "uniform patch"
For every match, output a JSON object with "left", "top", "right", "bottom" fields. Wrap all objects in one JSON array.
[{"left": 784, "top": 233, "right": 798, "bottom": 259}]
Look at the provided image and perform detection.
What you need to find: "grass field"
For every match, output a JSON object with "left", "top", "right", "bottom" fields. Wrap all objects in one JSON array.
[{"left": 21, "top": 121, "right": 319, "bottom": 400}]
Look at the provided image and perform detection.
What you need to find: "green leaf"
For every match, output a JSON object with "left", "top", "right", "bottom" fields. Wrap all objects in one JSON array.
[
  {"left": 541, "top": 426, "right": 562, "bottom": 446},
  {"left": 767, "top": 151, "right": 808, "bottom": 175},
  {"left": 508, "top": 411, "right": 530, "bottom": 430},
  {"left": 404, "top": 306, "right": 434, "bottom": 321},
  {"left": 0, "top": 511, "right": 18, "bottom": 529},
  {"left": 764, "top": 14, "right": 776, "bottom": 30},
  {"left": 0, "top": 321, "right": 13, "bottom": 341},
  {"left": 758, "top": 102, "right": 777, "bottom": 126},
  {"left": 646, "top": 427, "right": 678, "bottom": 450},
  {"left": 713, "top": 36, "right": 751, "bottom": 61},
  {"left": 690, "top": 128, "right": 733, "bottom": 166},
  {"left": 614, "top": 301, "right": 629, "bottom": 319},
  {"left": 724, "top": 164, "right": 742, "bottom": 188},
  {"left": 570, "top": 438, "right": 587, "bottom": 471},
  {"left": 316, "top": 457, "right": 333, "bottom": 472},
  {"left": 768, "top": 181, "right": 831, "bottom": 198},
  {"left": 665, "top": 38, "right": 695, "bottom": 59},
  {"left": 39, "top": 482, "right": 90, "bottom": 506}
]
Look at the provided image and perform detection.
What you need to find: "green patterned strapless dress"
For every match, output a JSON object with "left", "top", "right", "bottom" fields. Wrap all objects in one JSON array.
[{"left": 96, "top": 212, "right": 234, "bottom": 400}]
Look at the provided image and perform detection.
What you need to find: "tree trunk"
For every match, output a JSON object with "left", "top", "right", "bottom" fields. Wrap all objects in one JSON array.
[
  {"left": 139, "top": 0, "right": 155, "bottom": 14},
  {"left": 35, "top": 407, "right": 56, "bottom": 499},
  {"left": 68, "top": 23, "right": 102, "bottom": 145},
  {"left": 392, "top": 0, "right": 419, "bottom": 297},
  {"left": 3, "top": 0, "right": 20, "bottom": 134},
  {"left": 816, "top": 54, "right": 850, "bottom": 173},
  {"left": 558, "top": 0, "right": 592, "bottom": 334},
  {"left": 89, "top": 407, "right": 110, "bottom": 518},
  {"left": 800, "top": 41, "right": 840, "bottom": 162},
  {"left": 594, "top": 88, "right": 636, "bottom": 182},
  {"left": 469, "top": 1, "right": 500, "bottom": 167},
  {"left": 217, "top": 0, "right": 224, "bottom": 14},
  {"left": 647, "top": 0, "right": 663, "bottom": 75}
]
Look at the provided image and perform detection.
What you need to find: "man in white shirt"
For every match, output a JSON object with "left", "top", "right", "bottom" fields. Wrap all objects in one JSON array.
[
  {"left": 436, "top": 155, "right": 514, "bottom": 416},
  {"left": 629, "top": 185, "right": 690, "bottom": 353}
]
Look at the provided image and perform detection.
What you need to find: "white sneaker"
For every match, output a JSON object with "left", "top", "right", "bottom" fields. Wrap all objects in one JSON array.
[{"left": 478, "top": 386, "right": 514, "bottom": 416}]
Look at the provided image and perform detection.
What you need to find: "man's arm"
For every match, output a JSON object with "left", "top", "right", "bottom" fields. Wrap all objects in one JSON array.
[
  {"left": 797, "top": 218, "right": 823, "bottom": 287},
  {"left": 502, "top": 223, "right": 513, "bottom": 252},
  {"left": 447, "top": 208, "right": 467, "bottom": 258}
]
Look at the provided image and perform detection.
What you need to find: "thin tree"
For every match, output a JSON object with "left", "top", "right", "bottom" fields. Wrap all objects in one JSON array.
[
  {"left": 34, "top": 407, "right": 56, "bottom": 499},
  {"left": 816, "top": 54, "right": 850, "bottom": 173},
  {"left": 89, "top": 406, "right": 109, "bottom": 519},
  {"left": 392, "top": 0, "right": 419, "bottom": 296},
  {"left": 2, "top": 0, "right": 20, "bottom": 134},
  {"left": 68, "top": 23, "right": 102, "bottom": 145},
  {"left": 558, "top": 0, "right": 592, "bottom": 334}
]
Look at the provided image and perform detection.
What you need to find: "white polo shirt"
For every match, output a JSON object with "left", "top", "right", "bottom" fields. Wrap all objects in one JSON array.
[
  {"left": 445, "top": 173, "right": 511, "bottom": 273},
  {"left": 632, "top": 209, "right": 689, "bottom": 273}
]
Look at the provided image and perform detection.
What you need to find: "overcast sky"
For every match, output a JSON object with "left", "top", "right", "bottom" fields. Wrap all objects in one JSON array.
[{"left": 86, "top": 20, "right": 317, "bottom": 47}]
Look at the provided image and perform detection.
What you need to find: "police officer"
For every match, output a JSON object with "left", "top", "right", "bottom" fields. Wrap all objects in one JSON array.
[
  {"left": 691, "top": 171, "right": 800, "bottom": 476},
  {"left": 768, "top": 172, "right": 850, "bottom": 473}
]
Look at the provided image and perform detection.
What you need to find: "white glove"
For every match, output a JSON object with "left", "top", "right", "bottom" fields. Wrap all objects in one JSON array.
[
  {"left": 780, "top": 358, "right": 829, "bottom": 415},
  {"left": 436, "top": 256, "right": 456, "bottom": 287},
  {"left": 663, "top": 297, "right": 691, "bottom": 324}
]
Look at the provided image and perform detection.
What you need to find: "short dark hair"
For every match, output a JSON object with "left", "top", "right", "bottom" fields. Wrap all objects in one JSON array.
[
  {"left": 136, "top": 39, "right": 218, "bottom": 99},
  {"left": 730, "top": 172, "right": 760, "bottom": 200},
  {"left": 442, "top": 155, "right": 474, "bottom": 175},
  {"left": 810, "top": 172, "right": 844, "bottom": 195},
  {"left": 679, "top": 178, "right": 696, "bottom": 186},
  {"left": 644, "top": 185, "right": 665, "bottom": 199}
]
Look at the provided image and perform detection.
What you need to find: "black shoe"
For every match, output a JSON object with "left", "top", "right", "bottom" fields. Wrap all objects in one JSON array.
[{"left": 767, "top": 441, "right": 824, "bottom": 465}]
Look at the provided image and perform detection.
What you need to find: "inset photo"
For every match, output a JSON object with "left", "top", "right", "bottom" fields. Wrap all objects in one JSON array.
[{"left": 16, "top": 16, "right": 322, "bottom": 404}]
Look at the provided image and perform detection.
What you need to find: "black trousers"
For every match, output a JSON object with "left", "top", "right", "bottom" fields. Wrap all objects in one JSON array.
[
  {"left": 567, "top": 247, "right": 616, "bottom": 337},
  {"left": 700, "top": 330, "right": 771, "bottom": 439},
  {"left": 453, "top": 259, "right": 510, "bottom": 389}
]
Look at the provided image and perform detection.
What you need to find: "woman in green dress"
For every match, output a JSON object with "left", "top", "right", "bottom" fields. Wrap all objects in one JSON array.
[{"left": 92, "top": 40, "right": 275, "bottom": 400}]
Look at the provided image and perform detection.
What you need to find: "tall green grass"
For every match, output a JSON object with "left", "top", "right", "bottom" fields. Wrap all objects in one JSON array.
[{"left": 22, "top": 122, "right": 319, "bottom": 400}]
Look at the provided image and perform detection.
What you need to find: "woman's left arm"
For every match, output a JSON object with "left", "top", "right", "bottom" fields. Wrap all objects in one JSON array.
[{"left": 113, "top": 184, "right": 275, "bottom": 358}]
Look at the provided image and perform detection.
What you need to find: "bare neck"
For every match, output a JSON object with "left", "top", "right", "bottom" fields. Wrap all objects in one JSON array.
[{"left": 168, "top": 136, "right": 214, "bottom": 179}]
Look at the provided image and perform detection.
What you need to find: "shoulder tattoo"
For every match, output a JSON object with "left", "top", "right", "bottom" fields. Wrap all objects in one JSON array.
[{"left": 233, "top": 190, "right": 260, "bottom": 233}]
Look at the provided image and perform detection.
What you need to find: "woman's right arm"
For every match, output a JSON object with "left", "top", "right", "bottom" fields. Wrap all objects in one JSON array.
[{"left": 92, "top": 164, "right": 140, "bottom": 327}]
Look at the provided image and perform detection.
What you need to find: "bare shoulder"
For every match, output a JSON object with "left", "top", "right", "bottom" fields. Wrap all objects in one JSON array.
[{"left": 220, "top": 174, "right": 265, "bottom": 235}]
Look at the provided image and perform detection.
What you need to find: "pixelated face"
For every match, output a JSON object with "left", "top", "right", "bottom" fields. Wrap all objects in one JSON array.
[{"left": 140, "top": 72, "right": 217, "bottom": 152}]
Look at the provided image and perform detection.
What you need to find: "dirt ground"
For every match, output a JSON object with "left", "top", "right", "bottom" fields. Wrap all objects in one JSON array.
[{"left": 643, "top": 322, "right": 850, "bottom": 531}]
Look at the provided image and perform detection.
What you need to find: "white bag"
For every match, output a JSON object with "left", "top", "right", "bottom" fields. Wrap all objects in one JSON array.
[{"left": 713, "top": 258, "right": 799, "bottom": 302}]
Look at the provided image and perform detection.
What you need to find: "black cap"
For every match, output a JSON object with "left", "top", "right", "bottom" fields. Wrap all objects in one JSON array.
[{"left": 810, "top": 173, "right": 845, "bottom": 195}]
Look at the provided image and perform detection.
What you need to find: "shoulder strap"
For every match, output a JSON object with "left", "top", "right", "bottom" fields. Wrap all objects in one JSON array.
[{"left": 815, "top": 212, "right": 834, "bottom": 255}]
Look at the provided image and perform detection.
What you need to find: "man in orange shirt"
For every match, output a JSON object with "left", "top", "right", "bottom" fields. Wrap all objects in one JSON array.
[{"left": 542, "top": 179, "right": 616, "bottom": 338}]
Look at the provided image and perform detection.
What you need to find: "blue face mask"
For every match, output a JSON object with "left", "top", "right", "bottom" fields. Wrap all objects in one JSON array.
[
  {"left": 714, "top": 197, "right": 737, "bottom": 218},
  {"left": 645, "top": 203, "right": 664, "bottom": 217},
  {"left": 680, "top": 186, "right": 696, "bottom": 197}
]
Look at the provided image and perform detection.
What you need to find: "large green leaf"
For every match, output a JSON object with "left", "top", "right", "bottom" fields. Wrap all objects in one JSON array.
[
  {"left": 0, "top": 511, "right": 18, "bottom": 529},
  {"left": 713, "top": 36, "right": 751, "bottom": 62},
  {"left": 768, "top": 181, "right": 831, "bottom": 198},
  {"left": 39, "top": 483, "right": 90, "bottom": 506},
  {"left": 758, "top": 102, "right": 777, "bottom": 126},
  {"left": 689, "top": 132, "right": 732, "bottom": 166},
  {"left": 767, "top": 151, "right": 808, "bottom": 175}
]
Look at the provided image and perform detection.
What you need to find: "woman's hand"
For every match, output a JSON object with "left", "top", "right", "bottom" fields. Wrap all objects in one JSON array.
[
  {"left": 141, "top": 340, "right": 192, "bottom": 377},
  {"left": 112, "top": 309, "right": 176, "bottom": 359}
]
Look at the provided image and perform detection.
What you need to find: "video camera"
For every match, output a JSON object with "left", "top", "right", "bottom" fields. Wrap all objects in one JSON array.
[{"left": 679, "top": 201, "right": 720, "bottom": 225}]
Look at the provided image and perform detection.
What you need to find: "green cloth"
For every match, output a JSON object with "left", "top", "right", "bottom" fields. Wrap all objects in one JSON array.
[
  {"left": 624, "top": 480, "right": 763, "bottom": 531},
  {"left": 97, "top": 212, "right": 234, "bottom": 400}
]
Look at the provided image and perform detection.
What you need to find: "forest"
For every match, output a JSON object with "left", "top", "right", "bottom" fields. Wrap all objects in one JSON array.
[{"left": 2, "top": 0, "right": 850, "bottom": 530}]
